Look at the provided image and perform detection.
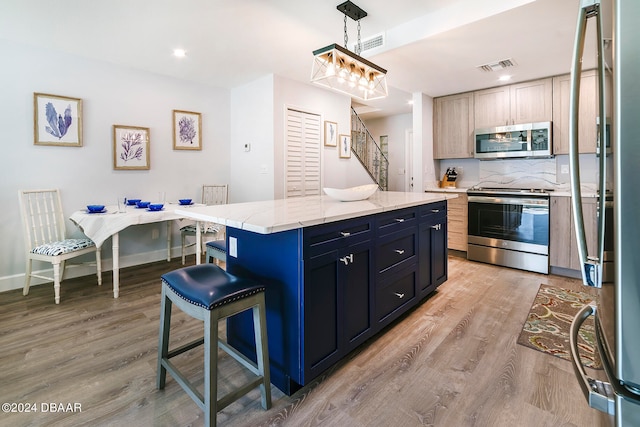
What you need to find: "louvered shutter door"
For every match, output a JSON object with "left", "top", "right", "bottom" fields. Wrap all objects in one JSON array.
[{"left": 286, "top": 109, "right": 321, "bottom": 198}]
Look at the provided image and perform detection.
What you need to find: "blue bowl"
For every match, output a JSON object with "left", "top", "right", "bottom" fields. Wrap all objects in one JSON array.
[
  {"left": 148, "top": 203, "right": 164, "bottom": 211},
  {"left": 127, "top": 199, "right": 141, "bottom": 206},
  {"left": 136, "top": 201, "right": 150, "bottom": 209},
  {"left": 179, "top": 199, "right": 192, "bottom": 205},
  {"left": 87, "top": 204, "right": 105, "bottom": 213}
]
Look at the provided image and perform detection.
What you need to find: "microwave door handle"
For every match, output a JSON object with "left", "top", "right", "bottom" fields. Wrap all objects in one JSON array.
[{"left": 569, "top": 0, "right": 604, "bottom": 288}]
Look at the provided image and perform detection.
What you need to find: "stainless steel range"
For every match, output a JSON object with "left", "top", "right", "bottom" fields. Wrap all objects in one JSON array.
[{"left": 467, "top": 187, "right": 550, "bottom": 274}]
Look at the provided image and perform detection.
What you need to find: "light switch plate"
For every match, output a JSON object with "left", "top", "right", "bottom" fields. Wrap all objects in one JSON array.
[{"left": 229, "top": 237, "right": 238, "bottom": 258}]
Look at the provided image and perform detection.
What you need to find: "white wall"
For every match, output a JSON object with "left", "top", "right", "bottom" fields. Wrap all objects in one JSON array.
[
  {"left": 363, "top": 113, "right": 412, "bottom": 191},
  {"left": 229, "top": 75, "right": 275, "bottom": 202},
  {"left": 228, "top": 74, "right": 373, "bottom": 202},
  {"left": 0, "top": 39, "right": 230, "bottom": 292},
  {"left": 273, "top": 75, "right": 372, "bottom": 195},
  {"left": 413, "top": 93, "right": 436, "bottom": 192}
]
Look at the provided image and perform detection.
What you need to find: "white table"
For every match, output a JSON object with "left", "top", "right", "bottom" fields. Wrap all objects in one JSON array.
[{"left": 70, "top": 204, "right": 198, "bottom": 298}]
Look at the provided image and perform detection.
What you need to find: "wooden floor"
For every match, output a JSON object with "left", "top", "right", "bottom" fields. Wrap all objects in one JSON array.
[{"left": 0, "top": 255, "right": 611, "bottom": 426}]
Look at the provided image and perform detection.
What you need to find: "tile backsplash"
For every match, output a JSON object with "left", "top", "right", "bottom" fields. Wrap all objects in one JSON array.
[
  {"left": 477, "top": 158, "right": 557, "bottom": 189},
  {"left": 437, "top": 154, "right": 603, "bottom": 191}
]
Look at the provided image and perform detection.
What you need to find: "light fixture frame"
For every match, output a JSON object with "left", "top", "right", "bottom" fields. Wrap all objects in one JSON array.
[{"left": 311, "top": 2, "right": 388, "bottom": 101}]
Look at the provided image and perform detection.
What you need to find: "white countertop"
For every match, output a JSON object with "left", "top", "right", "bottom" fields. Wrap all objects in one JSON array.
[{"left": 175, "top": 191, "right": 457, "bottom": 234}]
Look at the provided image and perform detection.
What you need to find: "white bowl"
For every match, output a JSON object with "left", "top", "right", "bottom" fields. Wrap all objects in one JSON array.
[{"left": 323, "top": 184, "right": 378, "bottom": 202}]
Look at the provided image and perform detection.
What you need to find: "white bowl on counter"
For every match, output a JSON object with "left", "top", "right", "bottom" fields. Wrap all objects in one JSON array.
[{"left": 323, "top": 184, "right": 379, "bottom": 201}]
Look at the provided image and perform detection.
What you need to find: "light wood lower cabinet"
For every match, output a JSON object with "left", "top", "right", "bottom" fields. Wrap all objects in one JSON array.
[
  {"left": 549, "top": 196, "right": 597, "bottom": 270},
  {"left": 447, "top": 193, "right": 468, "bottom": 252}
]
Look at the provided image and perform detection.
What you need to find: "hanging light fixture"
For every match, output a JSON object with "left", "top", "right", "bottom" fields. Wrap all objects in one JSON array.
[{"left": 311, "top": 1, "right": 388, "bottom": 101}]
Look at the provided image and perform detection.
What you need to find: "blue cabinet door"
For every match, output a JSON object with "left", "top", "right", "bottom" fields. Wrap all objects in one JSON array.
[{"left": 304, "top": 238, "right": 373, "bottom": 381}]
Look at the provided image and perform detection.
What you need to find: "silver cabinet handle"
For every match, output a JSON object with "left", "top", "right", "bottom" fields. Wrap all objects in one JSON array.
[
  {"left": 394, "top": 249, "right": 405, "bottom": 254},
  {"left": 340, "top": 231, "right": 351, "bottom": 237},
  {"left": 569, "top": 0, "right": 607, "bottom": 288},
  {"left": 431, "top": 224, "right": 442, "bottom": 230},
  {"left": 431, "top": 209, "right": 440, "bottom": 213},
  {"left": 569, "top": 303, "right": 614, "bottom": 414},
  {"left": 394, "top": 292, "right": 405, "bottom": 298},
  {"left": 339, "top": 254, "right": 354, "bottom": 265},
  {"left": 394, "top": 218, "right": 405, "bottom": 223}
]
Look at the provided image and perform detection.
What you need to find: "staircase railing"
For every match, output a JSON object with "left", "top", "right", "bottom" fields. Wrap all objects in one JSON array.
[{"left": 350, "top": 107, "right": 389, "bottom": 190}]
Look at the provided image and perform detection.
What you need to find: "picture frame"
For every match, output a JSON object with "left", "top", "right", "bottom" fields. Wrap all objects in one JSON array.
[
  {"left": 173, "top": 110, "right": 202, "bottom": 150},
  {"left": 339, "top": 134, "right": 351, "bottom": 158},
  {"left": 324, "top": 121, "right": 337, "bottom": 147},
  {"left": 113, "top": 125, "right": 150, "bottom": 170},
  {"left": 33, "top": 93, "right": 82, "bottom": 146}
]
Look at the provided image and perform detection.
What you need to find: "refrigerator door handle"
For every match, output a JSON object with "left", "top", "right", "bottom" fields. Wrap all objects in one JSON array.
[
  {"left": 569, "top": 0, "right": 608, "bottom": 288},
  {"left": 569, "top": 303, "right": 615, "bottom": 415}
]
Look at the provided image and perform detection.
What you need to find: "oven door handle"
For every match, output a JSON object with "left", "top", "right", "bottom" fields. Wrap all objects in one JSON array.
[
  {"left": 569, "top": 0, "right": 607, "bottom": 288},
  {"left": 569, "top": 303, "right": 615, "bottom": 415},
  {"left": 467, "top": 196, "right": 548, "bottom": 207}
]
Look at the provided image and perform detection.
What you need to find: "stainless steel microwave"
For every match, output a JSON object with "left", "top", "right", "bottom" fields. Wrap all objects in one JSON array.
[{"left": 474, "top": 121, "right": 552, "bottom": 159}]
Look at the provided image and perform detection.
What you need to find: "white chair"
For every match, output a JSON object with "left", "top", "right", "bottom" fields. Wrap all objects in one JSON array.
[
  {"left": 181, "top": 184, "right": 228, "bottom": 264},
  {"left": 19, "top": 189, "right": 102, "bottom": 304}
]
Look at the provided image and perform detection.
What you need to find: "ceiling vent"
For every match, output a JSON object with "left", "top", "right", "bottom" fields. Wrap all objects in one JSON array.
[
  {"left": 354, "top": 33, "right": 385, "bottom": 54},
  {"left": 477, "top": 58, "right": 517, "bottom": 72}
]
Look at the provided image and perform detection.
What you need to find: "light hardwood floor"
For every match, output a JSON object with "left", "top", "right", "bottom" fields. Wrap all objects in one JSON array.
[{"left": 0, "top": 255, "right": 610, "bottom": 426}]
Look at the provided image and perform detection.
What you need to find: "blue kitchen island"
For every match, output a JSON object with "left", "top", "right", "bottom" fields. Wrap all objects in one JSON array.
[{"left": 176, "top": 191, "right": 456, "bottom": 395}]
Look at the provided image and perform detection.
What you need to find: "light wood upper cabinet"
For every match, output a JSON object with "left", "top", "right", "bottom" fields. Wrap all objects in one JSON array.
[
  {"left": 473, "top": 86, "right": 510, "bottom": 129},
  {"left": 433, "top": 93, "right": 474, "bottom": 159},
  {"left": 474, "top": 78, "right": 553, "bottom": 129},
  {"left": 552, "top": 70, "right": 611, "bottom": 154}
]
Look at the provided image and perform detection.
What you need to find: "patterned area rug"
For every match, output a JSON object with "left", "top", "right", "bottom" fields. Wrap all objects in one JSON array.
[{"left": 517, "top": 284, "right": 601, "bottom": 369}]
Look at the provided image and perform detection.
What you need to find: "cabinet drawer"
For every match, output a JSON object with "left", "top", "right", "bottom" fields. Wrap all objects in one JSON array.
[
  {"left": 376, "top": 268, "right": 416, "bottom": 322},
  {"left": 376, "top": 230, "right": 416, "bottom": 273},
  {"left": 420, "top": 201, "right": 447, "bottom": 221},
  {"left": 304, "top": 216, "right": 372, "bottom": 257},
  {"left": 376, "top": 208, "right": 417, "bottom": 235}
]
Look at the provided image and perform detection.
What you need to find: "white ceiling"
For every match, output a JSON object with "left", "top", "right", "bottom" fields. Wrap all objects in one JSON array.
[{"left": 0, "top": 0, "right": 605, "bottom": 119}]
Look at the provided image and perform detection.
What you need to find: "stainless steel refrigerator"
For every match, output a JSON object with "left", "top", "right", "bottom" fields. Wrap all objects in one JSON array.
[{"left": 568, "top": 0, "right": 640, "bottom": 425}]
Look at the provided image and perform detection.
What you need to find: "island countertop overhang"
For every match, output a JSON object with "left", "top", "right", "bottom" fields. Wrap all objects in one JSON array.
[{"left": 175, "top": 191, "right": 458, "bottom": 234}]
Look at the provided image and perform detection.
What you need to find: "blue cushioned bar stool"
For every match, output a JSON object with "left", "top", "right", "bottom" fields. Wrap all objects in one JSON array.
[
  {"left": 205, "top": 240, "right": 227, "bottom": 265},
  {"left": 157, "top": 264, "right": 271, "bottom": 427}
]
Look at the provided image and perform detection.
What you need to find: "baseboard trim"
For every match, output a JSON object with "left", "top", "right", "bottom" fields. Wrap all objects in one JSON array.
[{"left": 0, "top": 246, "right": 194, "bottom": 294}]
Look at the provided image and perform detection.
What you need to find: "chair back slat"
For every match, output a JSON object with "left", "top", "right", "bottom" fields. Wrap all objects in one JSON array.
[
  {"left": 202, "top": 184, "right": 228, "bottom": 206},
  {"left": 19, "top": 189, "right": 66, "bottom": 249}
]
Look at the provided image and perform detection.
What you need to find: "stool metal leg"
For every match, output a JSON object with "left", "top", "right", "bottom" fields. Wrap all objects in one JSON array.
[
  {"left": 204, "top": 306, "right": 219, "bottom": 427},
  {"left": 253, "top": 297, "right": 272, "bottom": 409},
  {"left": 157, "top": 285, "right": 172, "bottom": 389}
]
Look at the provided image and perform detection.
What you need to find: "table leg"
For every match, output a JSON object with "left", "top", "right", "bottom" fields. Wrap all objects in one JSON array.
[
  {"left": 112, "top": 232, "right": 120, "bottom": 298},
  {"left": 166, "top": 221, "right": 171, "bottom": 262},
  {"left": 196, "top": 221, "right": 201, "bottom": 265}
]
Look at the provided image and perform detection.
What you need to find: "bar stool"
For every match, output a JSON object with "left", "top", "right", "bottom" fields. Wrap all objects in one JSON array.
[
  {"left": 205, "top": 240, "right": 226, "bottom": 265},
  {"left": 157, "top": 263, "right": 271, "bottom": 427}
]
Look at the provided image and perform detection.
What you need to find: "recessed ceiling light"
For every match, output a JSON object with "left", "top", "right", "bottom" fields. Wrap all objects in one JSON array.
[
  {"left": 173, "top": 49, "right": 186, "bottom": 58},
  {"left": 498, "top": 75, "right": 512, "bottom": 82}
]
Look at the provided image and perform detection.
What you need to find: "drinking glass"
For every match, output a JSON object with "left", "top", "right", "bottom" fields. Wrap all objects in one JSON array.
[{"left": 117, "top": 197, "right": 127, "bottom": 213}]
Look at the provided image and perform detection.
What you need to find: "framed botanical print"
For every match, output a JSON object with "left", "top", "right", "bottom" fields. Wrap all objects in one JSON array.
[
  {"left": 324, "top": 121, "right": 337, "bottom": 146},
  {"left": 113, "top": 125, "right": 150, "bottom": 170},
  {"left": 339, "top": 134, "right": 351, "bottom": 158},
  {"left": 33, "top": 93, "right": 82, "bottom": 146},
  {"left": 173, "top": 110, "right": 202, "bottom": 150}
]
